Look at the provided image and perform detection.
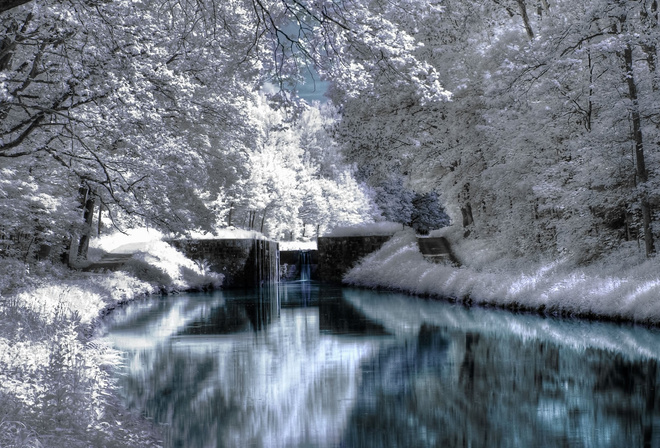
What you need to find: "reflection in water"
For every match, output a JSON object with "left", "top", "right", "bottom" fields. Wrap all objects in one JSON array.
[
  {"left": 103, "top": 284, "right": 660, "bottom": 447},
  {"left": 319, "top": 295, "right": 389, "bottom": 336}
]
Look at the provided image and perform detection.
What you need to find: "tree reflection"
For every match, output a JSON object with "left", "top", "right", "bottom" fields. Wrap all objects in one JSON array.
[
  {"left": 340, "top": 326, "right": 660, "bottom": 447},
  {"left": 107, "top": 286, "right": 660, "bottom": 448}
]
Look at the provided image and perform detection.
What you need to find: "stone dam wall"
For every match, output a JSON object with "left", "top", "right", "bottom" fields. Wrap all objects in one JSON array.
[
  {"left": 417, "top": 236, "right": 460, "bottom": 265},
  {"left": 168, "top": 234, "right": 454, "bottom": 287},
  {"left": 316, "top": 235, "right": 393, "bottom": 284},
  {"left": 168, "top": 238, "right": 279, "bottom": 288}
]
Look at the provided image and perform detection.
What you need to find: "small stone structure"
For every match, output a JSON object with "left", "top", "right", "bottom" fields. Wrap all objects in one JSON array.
[
  {"left": 168, "top": 238, "right": 279, "bottom": 288},
  {"left": 167, "top": 234, "right": 455, "bottom": 288},
  {"left": 417, "top": 236, "right": 460, "bottom": 265},
  {"left": 83, "top": 252, "right": 133, "bottom": 272},
  {"left": 316, "top": 235, "right": 392, "bottom": 284}
]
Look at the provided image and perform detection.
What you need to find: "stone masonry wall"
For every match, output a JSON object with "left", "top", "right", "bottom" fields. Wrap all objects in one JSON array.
[
  {"left": 316, "top": 235, "right": 392, "bottom": 284},
  {"left": 168, "top": 239, "right": 279, "bottom": 288}
]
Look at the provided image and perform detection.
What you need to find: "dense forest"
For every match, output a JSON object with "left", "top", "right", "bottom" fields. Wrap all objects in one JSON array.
[
  {"left": 332, "top": 0, "right": 660, "bottom": 264},
  {"left": 0, "top": 0, "right": 395, "bottom": 259},
  {"left": 3, "top": 0, "right": 660, "bottom": 264}
]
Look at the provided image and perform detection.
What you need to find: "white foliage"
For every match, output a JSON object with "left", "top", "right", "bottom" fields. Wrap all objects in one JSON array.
[
  {"left": 345, "top": 228, "right": 660, "bottom": 324},
  {"left": 91, "top": 228, "right": 224, "bottom": 290},
  {"left": 324, "top": 221, "right": 404, "bottom": 237}
]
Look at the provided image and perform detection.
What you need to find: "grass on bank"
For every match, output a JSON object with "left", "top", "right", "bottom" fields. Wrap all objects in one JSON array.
[
  {"left": 344, "top": 226, "right": 660, "bottom": 325},
  {"left": 0, "top": 230, "right": 223, "bottom": 448}
]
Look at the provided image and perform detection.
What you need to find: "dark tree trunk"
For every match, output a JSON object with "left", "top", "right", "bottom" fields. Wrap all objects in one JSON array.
[
  {"left": 97, "top": 203, "right": 103, "bottom": 236},
  {"left": 260, "top": 208, "right": 268, "bottom": 233},
  {"left": 515, "top": 0, "right": 534, "bottom": 39},
  {"left": 461, "top": 203, "right": 474, "bottom": 227},
  {"left": 227, "top": 202, "right": 234, "bottom": 227},
  {"left": 76, "top": 187, "right": 96, "bottom": 259},
  {"left": 623, "top": 45, "right": 655, "bottom": 256}
]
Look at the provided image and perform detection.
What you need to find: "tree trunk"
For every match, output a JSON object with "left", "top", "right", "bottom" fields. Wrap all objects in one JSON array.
[
  {"left": 461, "top": 203, "right": 474, "bottom": 227},
  {"left": 640, "top": 0, "right": 659, "bottom": 91},
  {"left": 515, "top": 0, "right": 534, "bottom": 39},
  {"left": 585, "top": 50, "right": 593, "bottom": 131},
  {"left": 76, "top": 187, "right": 96, "bottom": 259},
  {"left": 540, "top": 0, "right": 550, "bottom": 14},
  {"left": 227, "top": 202, "right": 234, "bottom": 227},
  {"left": 461, "top": 203, "right": 474, "bottom": 237},
  {"left": 97, "top": 202, "right": 103, "bottom": 236},
  {"left": 623, "top": 45, "right": 655, "bottom": 256}
]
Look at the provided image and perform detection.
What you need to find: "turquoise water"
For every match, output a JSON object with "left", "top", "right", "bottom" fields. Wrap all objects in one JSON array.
[{"left": 103, "top": 283, "right": 660, "bottom": 447}]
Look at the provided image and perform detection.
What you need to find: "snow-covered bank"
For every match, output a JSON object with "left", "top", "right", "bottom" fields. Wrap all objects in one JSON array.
[
  {"left": 323, "top": 221, "right": 403, "bottom": 237},
  {"left": 279, "top": 240, "right": 318, "bottom": 251},
  {"left": 0, "top": 231, "right": 223, "bottom": 448},
  {"left": 344, "top": 228, "right": 660, "bottom": 325}
]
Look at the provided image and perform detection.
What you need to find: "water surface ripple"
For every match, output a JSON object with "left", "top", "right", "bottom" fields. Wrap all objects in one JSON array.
[{"left": 102, "top": 283, "right": 660, "bottom": 447}]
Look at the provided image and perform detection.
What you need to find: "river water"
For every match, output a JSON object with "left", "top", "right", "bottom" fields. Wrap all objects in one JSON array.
[{"left": 102, "top": 282, "right": 660, "bottom": 447}]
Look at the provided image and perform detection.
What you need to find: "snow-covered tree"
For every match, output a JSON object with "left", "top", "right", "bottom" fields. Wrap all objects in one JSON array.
[
  {"left": 0, "top": 0, "right": 264, "bottom": 258},
  {"left": 330, "top": 0, "right": 660, "bottom": 262},
  {"left": 2, "top": 0, "right": 449, "bottom": 258},
  {"left": 230, "top": 95, "right": 374, "bottom": 240}
]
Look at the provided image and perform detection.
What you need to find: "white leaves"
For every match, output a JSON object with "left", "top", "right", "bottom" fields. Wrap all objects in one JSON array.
[
  {"left": 1, "top": 0, "right": 447, "bottom": 241},
  {"left": 226, "top": 94, "right": 372, "bottom": 239}
]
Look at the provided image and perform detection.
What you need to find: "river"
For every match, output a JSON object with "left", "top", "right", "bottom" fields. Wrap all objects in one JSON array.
[{"left": 101, "top": 282, "right": 660, "bottom": 447}]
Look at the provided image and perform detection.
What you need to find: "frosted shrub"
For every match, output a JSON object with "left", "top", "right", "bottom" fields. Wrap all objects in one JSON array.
[
  {"left": 0, "top": 419, "right": 42, "bottom": 448},
  {"left": 121, "top": 257, "right": 174, "bottom": 289},
  {"left": 180, "top": 265, "right": 222, "bottom": 291},
  {"left": 0, "top": 258, "right": 32, "bottom": 296},
  {"left": 0, "top": 265, "right": 165, "bottom": 446},
  {"left": 36, "top": 320, "right": 90, "bottom": 431},
  {"left": 0, "top": 304, "right": 156, "bottom": 447},
  {"left": 345, "top": 228, "right": 660, "bottom": 324}
]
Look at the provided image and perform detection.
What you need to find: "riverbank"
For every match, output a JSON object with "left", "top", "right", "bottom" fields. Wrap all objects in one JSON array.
[
  {"left": 0, "top": 231, "right": 222, "bottom": 447},
  {"left": 344, "top": 227, "right": 660, "bottom": 325}
]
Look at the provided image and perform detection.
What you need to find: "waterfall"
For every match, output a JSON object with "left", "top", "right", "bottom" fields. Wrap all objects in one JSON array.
[{"left": 298, "top": 250, "right": 311, "bottom": 282}]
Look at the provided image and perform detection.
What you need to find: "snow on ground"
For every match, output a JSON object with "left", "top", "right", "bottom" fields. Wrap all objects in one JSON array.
[
  {"left": 279, "top": 240, "right": 318, "bottom": 251},
  {"left": 344, "top": 226, "right": 660, "bottom": 325},
  {"left": 89, "top": 227, "right": 166, "bottom": 253},
  {"left": 323, "top": 221, "right": 404, "bottom": 237},
  {"left": 184, "top": 227, "right": 268, "bottom": 240},
  {"left": 90, "top": 228, "right": 224, "bottom": 291},
  {"left": 0, "top": 228, "right": 228, "bottom": 447}
]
